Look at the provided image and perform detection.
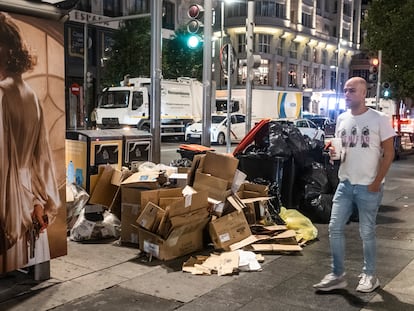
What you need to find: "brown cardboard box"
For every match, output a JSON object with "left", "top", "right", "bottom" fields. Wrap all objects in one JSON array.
[
  {"left": 236, "top": 183, "right": 270, "bottom": 224},
  {"left": 193, "top": 172, "right": 231, "bottom": 202},
  {"left": 89, "top": 165, "right": 119, "bottom": 207},
  {"left": 209, "top": 210, "right": 252, "bottom": 251},
  {"left": 208, "top": 195, "right": 252, "bottom": 250},
  {"left": 119, "top": 172, "right": 159, "bottom": 244},
  {"left": 138, "top": 217, "right": 210, "bottom": 261},
  {"left": 202, "top": 152, "right": 239, "bottom": 184},
  {"left": 136, "top": 202, "right": 165, "bottom": 232}
]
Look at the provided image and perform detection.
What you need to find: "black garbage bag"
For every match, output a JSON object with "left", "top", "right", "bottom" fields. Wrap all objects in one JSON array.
[
  {"left": 285, "top": 125, "right": 312, "bottom": 170},
  {"left": 310, "top": 193, "right": 334, "bottom": 224},
  {"left": 267, "top": 121, "right": 291, "bottom": 158}
]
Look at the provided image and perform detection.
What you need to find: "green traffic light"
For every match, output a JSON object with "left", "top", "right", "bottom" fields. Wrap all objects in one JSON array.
[
  {"left": 384, "top": 89, "right": 390, "bottom": 98},
  {"left": 187, "top": 35, "right": 201, "bottom": 49}
]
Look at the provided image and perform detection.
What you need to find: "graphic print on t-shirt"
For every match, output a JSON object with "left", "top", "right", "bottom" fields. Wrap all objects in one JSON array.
[
  {"left": 340, "top": 125, "right": 370, "bottom": 148},
  {"left": 361, "top": 126, "right": 370, "bottom": 148},
  {"left": 350, "top": 126, "right": 358, "bottom": 147}
]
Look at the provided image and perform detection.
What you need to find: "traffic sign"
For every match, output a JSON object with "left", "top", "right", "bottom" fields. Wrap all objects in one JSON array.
[{"left": 70, "top": 83, "right": 80, "bottom": 96}]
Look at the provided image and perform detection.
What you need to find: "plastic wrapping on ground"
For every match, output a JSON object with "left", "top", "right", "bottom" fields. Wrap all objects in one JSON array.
[
  {"left": 279, "top": 207, "right": 318, "bottom": 243},
  {"left": 66, "top": 183, "right": 90, "bottom": 231},
  {"left": 70, "top": 208, "right": 121, "bottom": 242}
]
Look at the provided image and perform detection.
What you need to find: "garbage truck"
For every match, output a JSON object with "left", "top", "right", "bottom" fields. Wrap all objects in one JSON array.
[
  {"left": 215, "top": 89, "right": 303, "bottom": 121},
  {"left": 95, "top": 77, "right": 204, "bottom": 138}
]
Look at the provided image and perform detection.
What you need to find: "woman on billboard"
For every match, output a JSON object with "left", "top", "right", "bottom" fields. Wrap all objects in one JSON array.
[{"left": 0, "top": 12, "right": 60, "bottom": 273}]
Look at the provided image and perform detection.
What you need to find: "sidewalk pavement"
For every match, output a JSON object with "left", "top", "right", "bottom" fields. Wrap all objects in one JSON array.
[{"left": 1, "top": 154, "right": 414, "bottom": 311}]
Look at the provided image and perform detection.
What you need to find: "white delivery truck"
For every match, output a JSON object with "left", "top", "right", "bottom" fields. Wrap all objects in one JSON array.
[
  {"left": 215, "top": 89, "right": 303, "bottom": 122},
  {"left": 95, "top": 77, "right": 203, "bottom": 137}
]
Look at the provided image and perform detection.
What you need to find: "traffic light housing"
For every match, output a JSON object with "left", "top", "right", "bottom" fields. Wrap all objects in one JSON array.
[
  {"left": 186, "top": 4, "right": 204, "bottom": 49},
  {"left": 369, "top": 57, "right": 379, "bottom": 83},
  {"left": 382, "top": 81, "right": 391, "bottom": 98}
]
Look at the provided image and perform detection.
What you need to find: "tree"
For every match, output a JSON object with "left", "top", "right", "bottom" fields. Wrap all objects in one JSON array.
[
  {"left": 162, "top": 28, "right": 203, "bottom": 81},
  {"left": 362, "top": 0, "right": 414, "bottom": 99},
  {"left": 102, "top": 17, "right": 151, "bottom": 86},
  {"left": 102, "top": 21, "right": 203, "bottom": 86}
]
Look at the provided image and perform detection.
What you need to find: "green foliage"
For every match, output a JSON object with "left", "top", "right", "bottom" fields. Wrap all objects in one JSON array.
[
  {"left": 162, "top": 27, "right": 203, "bottom": 81},
  {"left": 362, "top": 0, "right": 414, "bottom": 99},
  {"left": 102, "top": 21, "right": 203, "bottom": 87},
  {"left": 102, "top": 17, "right": 151, "bottom": 86}
]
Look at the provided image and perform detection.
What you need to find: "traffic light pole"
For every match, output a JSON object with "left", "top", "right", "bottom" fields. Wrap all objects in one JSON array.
[
  {"left": 375, "top": 50, "right": 382, "bottom": 110},
  {"left": 201, "top": 0, "right": 213, "bottom": 147}
]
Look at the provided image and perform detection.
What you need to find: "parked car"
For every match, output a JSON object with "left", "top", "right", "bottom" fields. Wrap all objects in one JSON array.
[
  {"left": 304, "top": 115, "right": 336, "bottom": 137},
  {"left": 185, "top": 113, "right": 246, "bottom": 144},
  {"left": 273, "top": 118, "right": 325, "bottom": 141}
]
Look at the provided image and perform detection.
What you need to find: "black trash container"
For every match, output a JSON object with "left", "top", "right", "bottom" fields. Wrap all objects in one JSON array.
[{"left": 177, "top": 144, "right": 215, "bottom": 161}]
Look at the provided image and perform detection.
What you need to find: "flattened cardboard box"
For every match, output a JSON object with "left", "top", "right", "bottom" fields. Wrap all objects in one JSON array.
[{"left": 138, "top": 217, "right": 210, "bottom": 261}]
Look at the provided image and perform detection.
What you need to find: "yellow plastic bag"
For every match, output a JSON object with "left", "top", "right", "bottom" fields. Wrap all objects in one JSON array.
[{"left": 279, "top": 207, "right": 318, "bottom": 243}]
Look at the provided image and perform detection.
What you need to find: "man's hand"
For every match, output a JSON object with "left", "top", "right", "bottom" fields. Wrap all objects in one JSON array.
[{"left": 32, "top": 204, "right": 47, "bottom": 233}]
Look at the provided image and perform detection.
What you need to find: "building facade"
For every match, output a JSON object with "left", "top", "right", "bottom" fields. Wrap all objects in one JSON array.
[{"left": 65, "top": 0, "right": 363, "bottom": 128}]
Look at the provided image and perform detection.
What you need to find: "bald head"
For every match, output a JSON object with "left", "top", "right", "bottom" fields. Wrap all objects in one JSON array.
[{"left": 344, "top": 77, "right": 368, "bottom": 114}]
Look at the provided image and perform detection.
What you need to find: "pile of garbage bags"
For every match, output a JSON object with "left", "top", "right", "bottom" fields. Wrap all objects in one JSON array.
[{"left": 235, "top": 120, "right": 337, "bottom": 224}]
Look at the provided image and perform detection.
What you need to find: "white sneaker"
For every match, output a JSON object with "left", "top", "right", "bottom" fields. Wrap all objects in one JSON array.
[
  {"left": 356, "top": 273, "right": 380, "bottom": 293},
  {"left": 313, "top": 273, "right": 347, "bottom": 291}
]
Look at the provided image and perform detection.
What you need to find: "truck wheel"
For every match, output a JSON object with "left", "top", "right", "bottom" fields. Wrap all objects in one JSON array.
[{"left": 217, "top": 133, "right": 226, "bottom": 145}]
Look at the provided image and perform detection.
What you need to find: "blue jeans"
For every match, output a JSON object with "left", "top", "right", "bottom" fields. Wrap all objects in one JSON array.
[{"left": 329, "top": 180, "right": 383, "bottom": 276}]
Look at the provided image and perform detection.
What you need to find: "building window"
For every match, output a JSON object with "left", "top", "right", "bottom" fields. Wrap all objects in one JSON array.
[
  {"left": 162, "top": 1, "right": 175, "bottom": 30},
  {"left": 312, "top": 68, "right": 318, "bottom": 88},
  {"left": 256, "top": 59, "right": 269, "bottom": 85},
  {"left": 238, "top": 34, "right": 246, "bottom": 53},
  {"left": 76, "top": 0, "right": 91, "bottom": 12},
  {"left": 321, "top": 50, "right": 328, "bottom": 65},
  {"left": 129, "top": 0, "right": 150, "bottom": 13},
  {"left": 343, "top": 2, "right": 352, "bottom": 16},
  {"left": 303, "top": 66, "right": 310, "bottom": 88},
  {"left": 330, "top": 71, "right": 337, "bottom": 90},
  {"left": 227, "top": 3, "right": 247, "bottom": 17},
  {"left": 103, "top": 0, "right": 121, "bottom": 17},
  {"left": 276, "top": 38, "right": 285, "bottom": 56},
  {"left": 276, "top": 62, "right": 283, "bottom": 87},
  {"left": 289, "top": 42, "right": 299, "bottom": 59},
  {"left": 303, "top": 46, "right": 311, "bottom": 62},
  {"left": 255, "top": 1, "right": 286, "bottom": 18},
  {"left": 321, "top": 69, "right": 326, "bottom": 89},
  {"left": 325, "top": 0, "right": 330, "bottom": 13},
  {"left": 258, "top": 34, "right": 271, "bottom": 53},
  {"left": 288, "top": 64, "right": 298, "bottom": 88},
  {"left": 302, "top": 13, "right": 312, "bottom": 28}
]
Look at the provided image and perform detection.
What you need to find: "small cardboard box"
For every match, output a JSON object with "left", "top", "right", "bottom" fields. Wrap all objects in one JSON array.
[
  {"left": 236, "top": 183, "right": 269, "bottom": 224},
  {"left": 209, "top": 210, "right": 252, "bottom": 251},
  {"left": 138, "top": 217, "right": 210, "bottom": 261},
  {"left": 136, "top": 202, "right": 165, "bottom": 232}
]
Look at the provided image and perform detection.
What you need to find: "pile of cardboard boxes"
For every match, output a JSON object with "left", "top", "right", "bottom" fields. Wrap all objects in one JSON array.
[{"left": 84, "top": 151, "right": 304, "bottom": 262}]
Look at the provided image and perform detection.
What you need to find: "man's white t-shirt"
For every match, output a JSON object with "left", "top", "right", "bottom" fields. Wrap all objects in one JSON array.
[{"left": 335, "top": 108, "right": 396, "bottom": 185}]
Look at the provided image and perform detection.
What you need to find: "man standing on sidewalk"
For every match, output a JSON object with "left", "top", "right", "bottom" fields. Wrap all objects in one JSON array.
[{"left": 313, "top": 77, "right": 396, "bottom": 293}]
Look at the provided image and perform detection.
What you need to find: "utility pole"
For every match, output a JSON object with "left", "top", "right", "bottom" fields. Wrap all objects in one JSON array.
[
  {"left": 245, "top": 0, "right": 254, "bottom": 133},
  {"left": 150, "top": 0, "right": 162, "bottom": 163},
  {"left": 201, "top": 0, "right": 213, "bottom": 147},
  {"left": 375, "top": 50, "right": 382, "bottom": 110}
]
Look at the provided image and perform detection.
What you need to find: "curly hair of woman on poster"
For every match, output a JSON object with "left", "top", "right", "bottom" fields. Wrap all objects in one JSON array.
[{"left": 0, "top": 12, "right": 60, "bottom": 273}]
